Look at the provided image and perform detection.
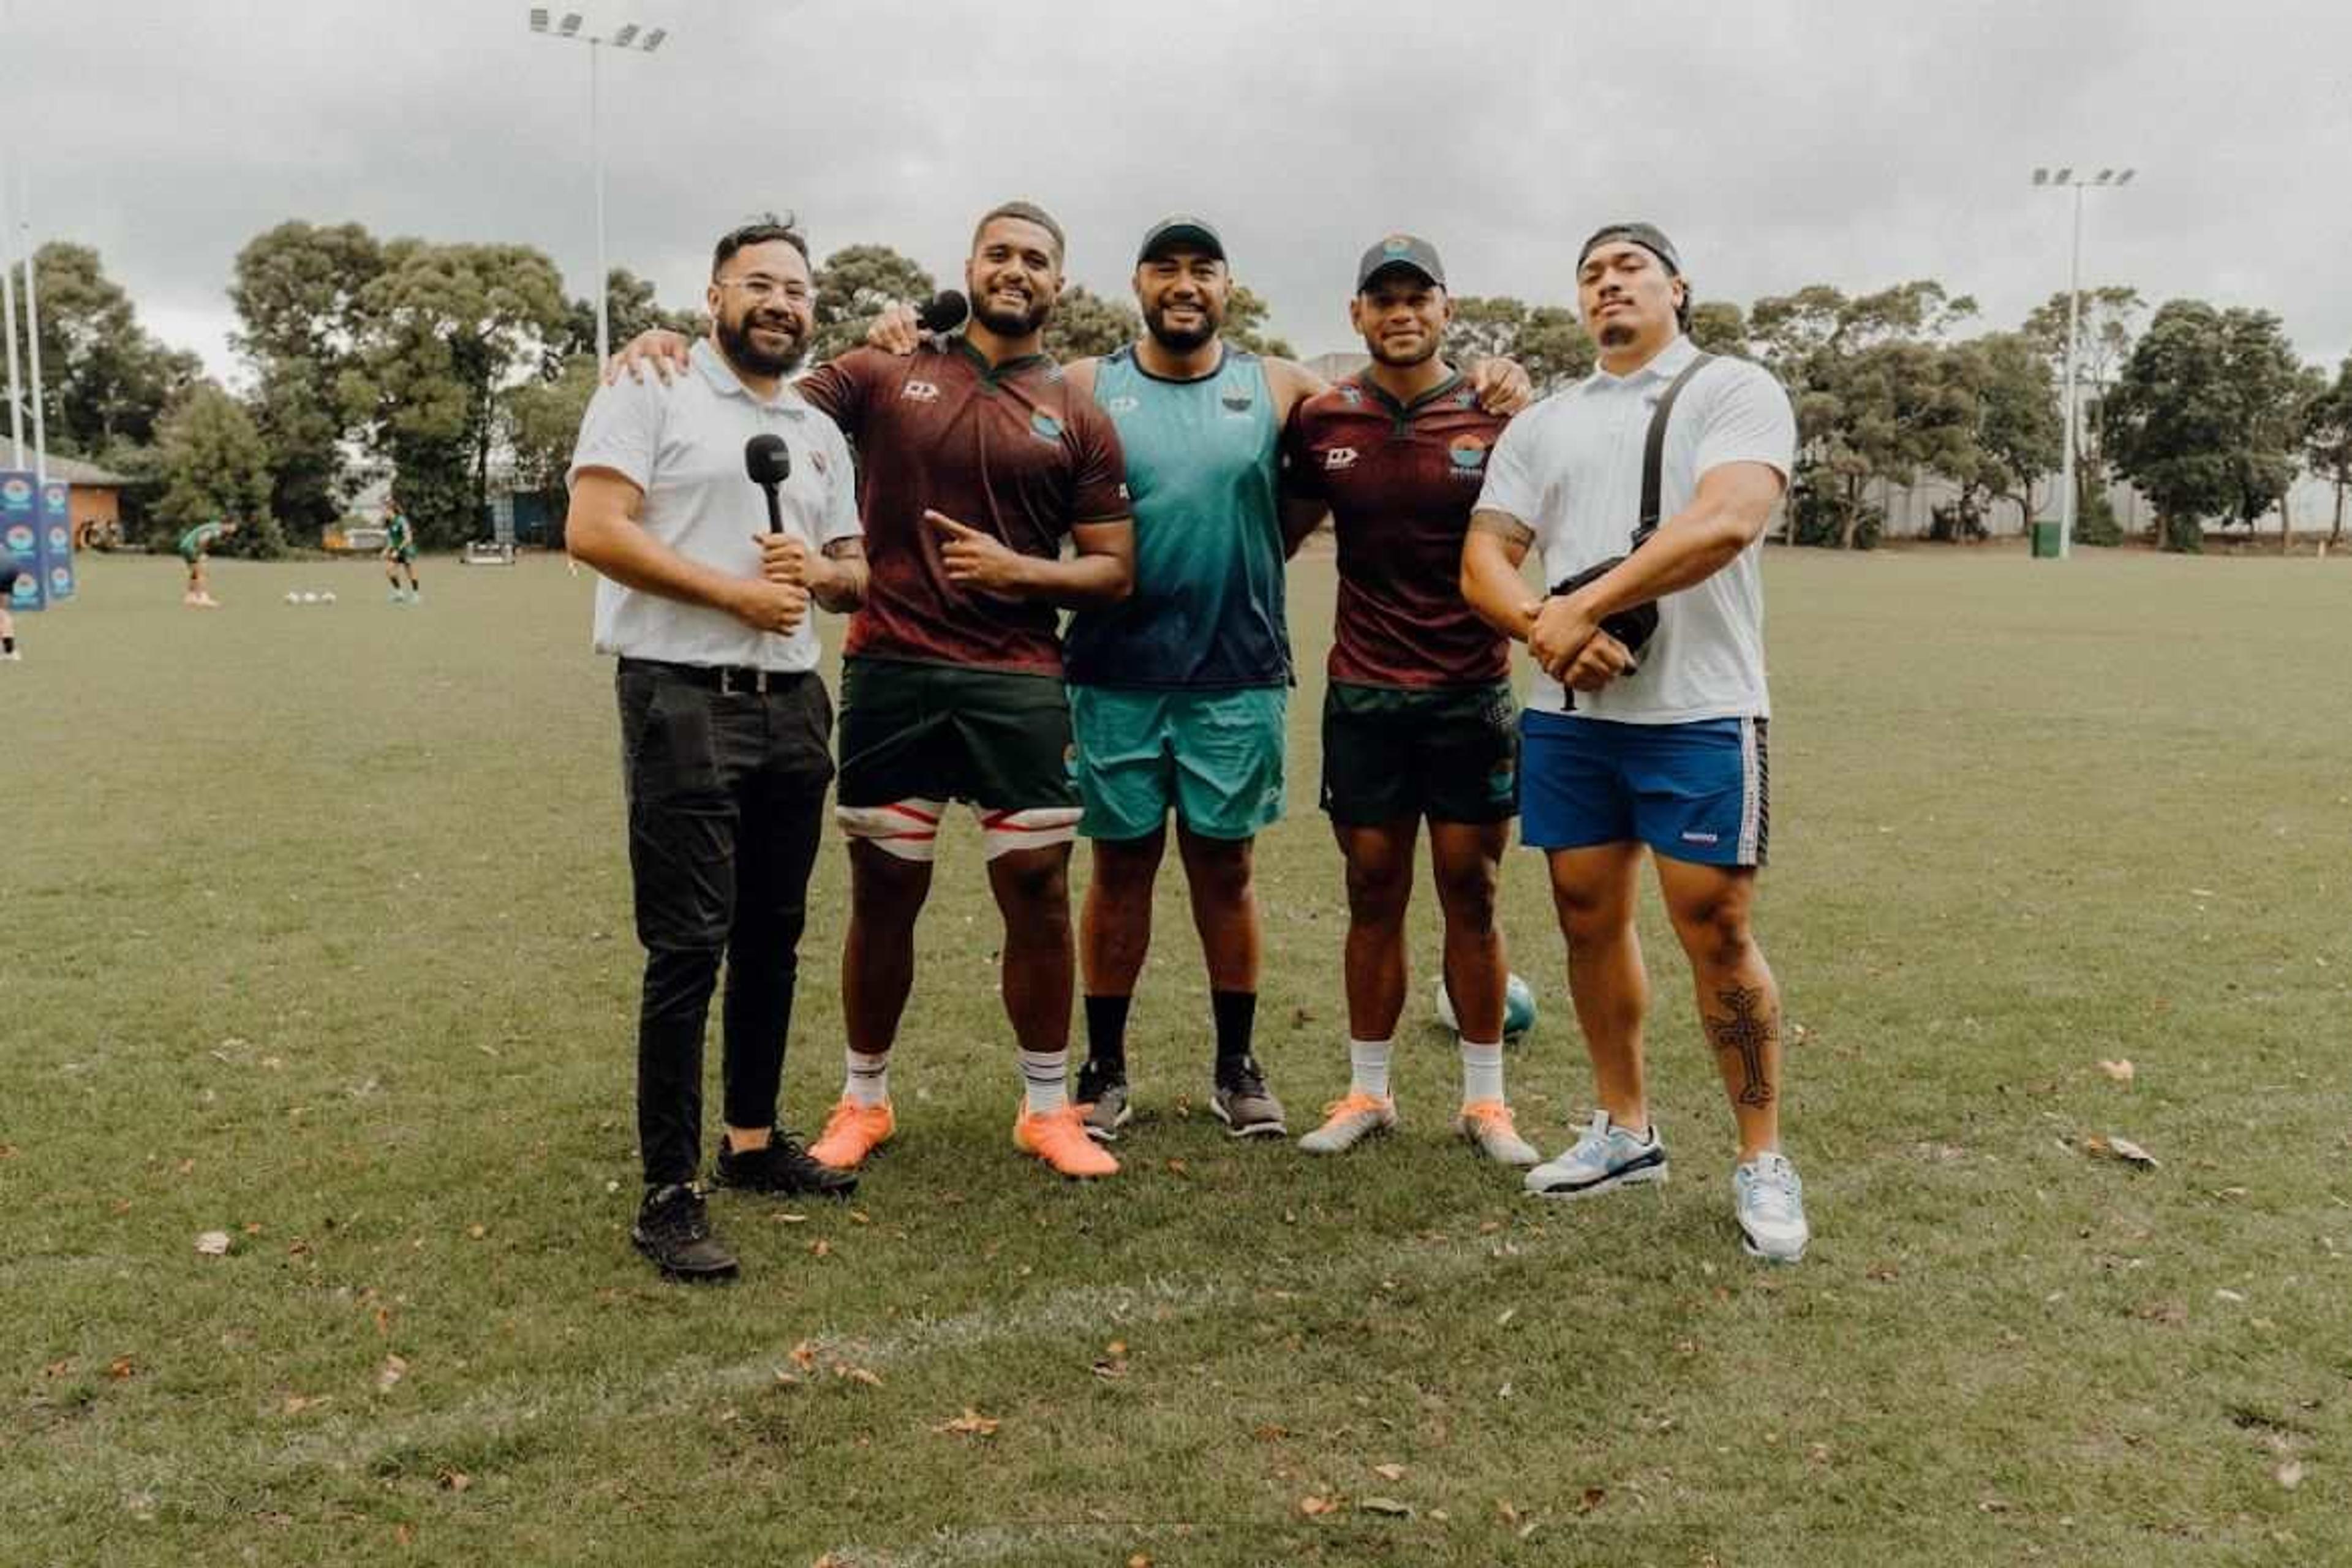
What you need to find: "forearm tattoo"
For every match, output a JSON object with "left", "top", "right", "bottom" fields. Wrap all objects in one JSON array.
[
  {"left": 1468, "top": 510, "right": 1536, "bottom": 548},
  {"left": 1704, "top": 984, "right": 1777, "bottom": 1107}
]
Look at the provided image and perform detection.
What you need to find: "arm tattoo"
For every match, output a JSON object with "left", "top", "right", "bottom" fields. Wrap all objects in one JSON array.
[
  {"left": 1468, "top": 510, "right": 1535, "bottom": 548},
  {"left": 1703, "top": 984, "right": 1777, "bottom": 1107}
]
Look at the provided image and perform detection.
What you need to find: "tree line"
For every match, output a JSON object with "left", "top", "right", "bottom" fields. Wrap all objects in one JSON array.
[{"left": 7, "top": 221, "right": 2350, "bottom": 555}]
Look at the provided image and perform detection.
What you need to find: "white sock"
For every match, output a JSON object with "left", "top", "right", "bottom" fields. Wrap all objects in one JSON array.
[
  {"left": 845, "top": 1049, "right": 890, "bottom": 1107},
  {"left": 1348, "top": 1038, "right": 1393, "bottom": 1100},
  {"left": 1018, "top": 1049, "right": 1069, "bottom": 1115},
  {"left": 1460, "top": 1038, "right": 1505, "bottom": 1105}
]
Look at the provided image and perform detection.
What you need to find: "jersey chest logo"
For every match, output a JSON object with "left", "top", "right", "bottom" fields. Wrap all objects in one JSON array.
[
  {"left": 1106, "top": 395, "right": 1141, "bottom": 415},
  {"left": 1448, "top": 435, "right": 1490, "bottom": 477},
  {"left": 1322, "top": 447, "right": 1359, "bottom": 471},
  {"left": 901, "top": 380, "right": 941, "bottom": 403},
  {"left": 1029, "top": 410, "right": 1065, "bottom": 444},
  {"left": 1220, "top": 390, "right": 1254, "bottom": 416}
]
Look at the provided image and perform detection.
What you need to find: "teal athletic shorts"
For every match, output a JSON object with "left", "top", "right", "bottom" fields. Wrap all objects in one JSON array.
[{"left": 1068, "top": 685, "right": 1287, "bottom": 842}]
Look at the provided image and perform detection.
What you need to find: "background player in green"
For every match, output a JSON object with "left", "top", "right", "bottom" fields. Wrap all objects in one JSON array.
[
  {"left": 1283, "top": 236, "right": 1539, "bottom": 1166},
  {"left": 381, "top": 497, "right": 421, "bottom": 604},
  {"left": 0, "top": 544, "right": 21, "bottom": 659},
  {"left": 178, "top": 517, "right": 235, "bottom": 608}
]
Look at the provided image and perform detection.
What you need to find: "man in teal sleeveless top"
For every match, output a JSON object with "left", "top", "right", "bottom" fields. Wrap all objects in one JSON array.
[{"left": 1058, "top": 217, "right": 1322, "bottom": 1142}]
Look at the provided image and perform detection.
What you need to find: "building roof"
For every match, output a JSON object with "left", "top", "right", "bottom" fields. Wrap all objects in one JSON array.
[{"left": 34, "top": 453, "right": 133, "bottom": 486}]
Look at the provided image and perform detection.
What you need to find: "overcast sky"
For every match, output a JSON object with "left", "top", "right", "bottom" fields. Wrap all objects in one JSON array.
[{"left": 8, "top": 0, "right": 2351, "bottom": 383}]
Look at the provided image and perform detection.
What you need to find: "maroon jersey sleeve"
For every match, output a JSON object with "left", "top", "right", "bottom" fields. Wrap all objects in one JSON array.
[
  {"left": 1281, "top": 396, "right": 1331, "bottom": 503},
  {"left": 796, "top": 349, "right": 880, "bottom": 437},
  {"left": 1065, "top": 395, "right": 1131, "bottom": 526}
]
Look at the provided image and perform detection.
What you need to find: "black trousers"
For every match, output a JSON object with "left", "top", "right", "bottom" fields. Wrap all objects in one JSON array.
[{"left": 617, "top": 662, "right": 834, "bottom": 1187}]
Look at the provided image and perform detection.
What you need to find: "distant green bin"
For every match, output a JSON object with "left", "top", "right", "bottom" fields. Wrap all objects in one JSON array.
[{"left": 2030, "top": 521, "right": 2062, "bottom": 559}]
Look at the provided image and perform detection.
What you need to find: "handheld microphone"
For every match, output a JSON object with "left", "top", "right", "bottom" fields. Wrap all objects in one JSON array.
[
  {"left": 744, "top": 434, "right": 792, "bottom": 533},
  {"left": 915, "top": 290, "right": 969, "bottom": 334}
]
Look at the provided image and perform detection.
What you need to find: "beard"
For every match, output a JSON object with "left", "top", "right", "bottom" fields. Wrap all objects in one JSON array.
[
  {"left": 973, "top": 290, "right": 1051, "bottom": 338},
  {"left": 1367, "top": 331, "right": 1439, "bottom": 368},
  {"left": 1143, "top": 299, "right": 1221, "bottom": 353},
  {"left": 1597, "top": 320, "right": 1638, "bottom": 349},
  {"left": 717, "top": 309, "right": 806, "bottom": 377}
]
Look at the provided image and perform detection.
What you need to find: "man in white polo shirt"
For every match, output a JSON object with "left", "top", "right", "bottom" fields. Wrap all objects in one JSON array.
[
  {"left": 567, "top": 215, "right": 868, "bottom": 1281},
  {"left": 1461, "top": 221, "right": 1810, "bottom": 1261}
]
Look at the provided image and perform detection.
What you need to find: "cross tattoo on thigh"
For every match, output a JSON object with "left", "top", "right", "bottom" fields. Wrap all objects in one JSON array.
[{"left": 1704, "top": 984, "right": 1776, "bottom": 1107}]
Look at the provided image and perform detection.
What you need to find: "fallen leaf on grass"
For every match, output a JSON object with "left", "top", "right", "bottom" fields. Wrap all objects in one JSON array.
[
  {"left": 2277, "top": 1460, "right": 2305, "bottom": 1490},
  {"left": 1164, "top": 1158, "right": 1190, "bottom": 1177},
  {"left": 832, "top": 1363, "right": 882, "bottom": 1387},
  {"left": 1252, "top": 1423, "right": 1287, "bottom": 1442},
  {"left": 1359, "top": 1496, "right": 1412, "bottom": 1517},
  {"left": 932, "top": 1408, "right": 1001, "bottom": 1438},
  {"left": 1373, "top": 1463, "right": 1407, "bottom": 1482},
  {"left": 43, "top": 1360, "right": 74, "bottom": 1379},
  {"left": 789, "top": 1341, "right": 818, "bottom": 1372},
  {"left": 1576, "top": 1486, "right": 1607, "bottom": 1513},
  {"left": 1298, "top": 1495, "right": 1338, "bottom": 1517},
  {"left": 2082, "top": 1134, "right": 2160, "bottom": 1169},
  {"left": 2096, "top": 1059, "right": 2136, "bottom": 1085},
  {"left": 195, "top": 1231, "right": 233, "bottom": 1257},
  {"left": 394, "top": 1522, "right": 415, "bottom": 1545},
  {"left": 377, "top": 1355, "right": 408, "bottom": 1393},
  {"left": 464, "top": 1224, "right": 488, "bottom": 1240},
  {"left": 0, "top": 1144, "right": 18, "bottom": 1159},
  {"left": 107, "top": 1355, "right": 136, "bottom": 1381},
  {"left": 281, "top": 1394, "right": 331, "bottom": 1415},
  {"left": 438, "top": 1469, "right": 470, "bottom": 1493},
  {"left": 808, "top": 1239, "right": 832, "bottom": 1259}
]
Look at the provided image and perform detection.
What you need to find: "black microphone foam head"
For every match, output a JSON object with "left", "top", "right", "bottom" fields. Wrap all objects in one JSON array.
[
  {"left": 744, "top": 433, "right": 792, "bottom": 486},
  {"left": 916, "top": 290, "right": 970, "bottom": 334}
]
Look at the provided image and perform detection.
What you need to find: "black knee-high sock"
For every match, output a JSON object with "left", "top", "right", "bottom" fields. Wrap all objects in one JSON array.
[
  {"left": 1084, "top": 994, "right": 1131, "bottom": 1074},
  {"left": 1212, "top": 989, "right": 1256, "bottom": 1077}
]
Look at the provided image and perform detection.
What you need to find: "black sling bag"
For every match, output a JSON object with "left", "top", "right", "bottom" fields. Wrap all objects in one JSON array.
[{"left": 1545, "top": 350, "right": 1716, "bottom": 665}]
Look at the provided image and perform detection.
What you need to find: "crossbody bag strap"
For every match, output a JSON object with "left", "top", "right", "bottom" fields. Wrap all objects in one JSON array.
[{"left": 1634, "top": 350, "right": 1716, "bottom": 547}]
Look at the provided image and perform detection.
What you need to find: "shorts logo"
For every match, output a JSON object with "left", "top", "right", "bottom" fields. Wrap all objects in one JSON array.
[
  {"left": 1447, "top": 435, "right": 1488, "bottom": 476},
  {"left": 901, "top": 380, "right": 941, "bottom": 402},
  {"left": 1106, "top": 395, "right": 1140, "bottom": 415},
  {"left": 1029, "top": 411, "right": 1065, "bottom": 444},
  {"left": 1681, "top": 831, "right": 1720, "bottom": 845},
  {"left": 1322, "top": 447, "right": 1359, "bottom": 471}
]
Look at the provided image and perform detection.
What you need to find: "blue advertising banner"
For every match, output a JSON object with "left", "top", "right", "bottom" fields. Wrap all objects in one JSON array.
[
  {"left": 40, "top": 478, "right": 74, "bottom": 600},
  {"left": 0, "top": 470, "right": 43, "bottom": 612}
]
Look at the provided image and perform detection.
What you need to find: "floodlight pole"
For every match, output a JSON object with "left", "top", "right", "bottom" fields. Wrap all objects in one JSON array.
[
  {"left": 21, "top": 168, "right": 45, "bottom": 485},
  {"left": 0, "top": 146, "right": 22, "bottom": 470},
  {"left": 2033, "top": 166, "right": 2135, "bottom": 560},
  {"left": 2060, "top": 180, "right": 2083, "bottom": 561},
  {"left": 529, "top": 10, "right": 669, "bottom": 370}
]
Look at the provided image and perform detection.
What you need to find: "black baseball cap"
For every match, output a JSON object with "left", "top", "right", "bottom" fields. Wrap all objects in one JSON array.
[
  {"left": 1578, "top": 222, "right": 1683, "bottom": 276},
  {"left": 1356, "top": 233, "right": 1446, "bottom": 292},
  {"left": 1137, "top": 216, "right": 1226, "bottom": 264}
]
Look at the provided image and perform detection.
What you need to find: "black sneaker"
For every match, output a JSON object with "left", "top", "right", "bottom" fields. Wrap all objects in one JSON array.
[
  {"left": 1074, "top": 1058, "right": 1133, "bottom": 1144},
  {"left": 710, "top": 1129, "right": 859, "bottom": 1198},
  {"left": 1211, "top": 1055, "right": 1287, "bottom": 1139},
  {"left": 631, "top": 1183, "right": 739, "bottom": 1281}
]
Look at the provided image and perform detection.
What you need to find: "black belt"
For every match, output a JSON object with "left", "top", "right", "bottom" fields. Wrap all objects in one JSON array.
[{"left": 619, "top": 657, "right": 808, "bottom": 695}]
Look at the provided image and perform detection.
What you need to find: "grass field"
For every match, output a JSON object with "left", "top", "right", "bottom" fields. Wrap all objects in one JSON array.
[{"left": 5, "top": 546, "right": 2349, "bottom": 1567}]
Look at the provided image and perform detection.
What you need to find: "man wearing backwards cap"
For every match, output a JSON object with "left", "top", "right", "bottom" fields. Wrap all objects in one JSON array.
[
  {"left": 1460, "top": 222, "right": 1812, "bottom": 1261},
  {"left": 1280, "top": 235, "right": 1541, "bottom": 1167}
]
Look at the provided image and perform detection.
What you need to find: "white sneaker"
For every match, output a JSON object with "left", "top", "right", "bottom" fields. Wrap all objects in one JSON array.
[
  {"left": 1297, "top": 1091, "right": 1396, "bottom": 1154},
  {"left": 1456, "top": 1100, "right": 1540, "bottom": 1166},
  {"left": 1733, "top": 1152, "right": 1809, "bottom": 1262},
  {"left": 1525, "top": 1109, "right": 1667, "bottom": 1199}
]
